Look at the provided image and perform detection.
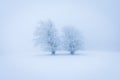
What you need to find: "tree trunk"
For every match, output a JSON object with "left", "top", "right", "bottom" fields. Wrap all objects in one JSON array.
[
  {"left": 70, "top": 51, "right": 74, "bottom": 55},
  {"left": 52, "top": 51, "right": 55, "bottom": 55}
]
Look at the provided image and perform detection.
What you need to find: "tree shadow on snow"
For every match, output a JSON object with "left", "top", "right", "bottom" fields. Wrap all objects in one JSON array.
[{"left": 34, "top": 53, "right": 86, "bottom": 57}]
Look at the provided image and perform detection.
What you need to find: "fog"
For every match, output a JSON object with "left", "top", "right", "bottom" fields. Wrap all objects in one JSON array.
[{"left": 0, "top": 0, "right": 120, "bottom": 55}]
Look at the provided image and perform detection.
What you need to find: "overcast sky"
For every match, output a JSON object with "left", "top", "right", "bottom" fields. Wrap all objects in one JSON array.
[{"left": 0, "top": 0, "right": 120, "bottom": 55}]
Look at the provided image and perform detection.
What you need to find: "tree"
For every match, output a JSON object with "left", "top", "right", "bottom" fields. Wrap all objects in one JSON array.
[
  {"left": 62, "top": 26, "right": 83, "bottom": 55},
  {"left": 34, "top": 20, "right": 59, "bottom": 55}
]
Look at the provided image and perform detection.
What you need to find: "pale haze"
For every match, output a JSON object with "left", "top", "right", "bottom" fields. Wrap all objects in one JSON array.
[
  {"left": 0, "top": 0, "right": 120, "bottom": 80},
  {"left": 0, "top": 0, "right": 120, "bottom": 54}
]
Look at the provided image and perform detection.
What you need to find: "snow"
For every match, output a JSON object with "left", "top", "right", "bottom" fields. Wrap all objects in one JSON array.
[{"left": 0, "top": 51, "right": 120, "bottom": 80}]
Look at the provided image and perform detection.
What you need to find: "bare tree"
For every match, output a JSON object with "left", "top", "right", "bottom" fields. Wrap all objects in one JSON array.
[
  {"left": 62, "top": 26, "right": 83, "bottom": 55},
  {"left": 34, "top": 20, "right": 59, "bottom": 55}
]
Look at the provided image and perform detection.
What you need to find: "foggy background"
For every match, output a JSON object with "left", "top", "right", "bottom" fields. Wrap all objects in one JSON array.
[{"left": 0, "top": 0, "right": 120, "bottom": 55}]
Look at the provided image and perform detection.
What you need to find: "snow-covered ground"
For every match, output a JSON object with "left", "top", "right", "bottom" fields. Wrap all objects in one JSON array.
[{"left": 0, "top": 51, "right": 120, "bottom": 80}]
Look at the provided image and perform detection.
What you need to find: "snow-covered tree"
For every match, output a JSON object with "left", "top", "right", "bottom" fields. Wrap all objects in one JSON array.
[
  {"left": 34, "top": 20, "right": 59, "bottom": 55},
  {"left": 62, "top": 26, "right": 83, "bottom": 55}
]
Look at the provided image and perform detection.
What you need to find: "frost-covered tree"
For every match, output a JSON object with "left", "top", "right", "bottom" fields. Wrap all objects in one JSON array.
[
  {"left": 34, "top": 20, "right": 59, "bottom": 55},
  {"left": 62, "top": 26, "right": 83, "bottom": 55}
]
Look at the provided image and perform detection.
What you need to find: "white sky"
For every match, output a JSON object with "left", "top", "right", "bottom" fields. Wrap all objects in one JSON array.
[{"left": 0, "top": 0, "right": 120, "bottom": 54}]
